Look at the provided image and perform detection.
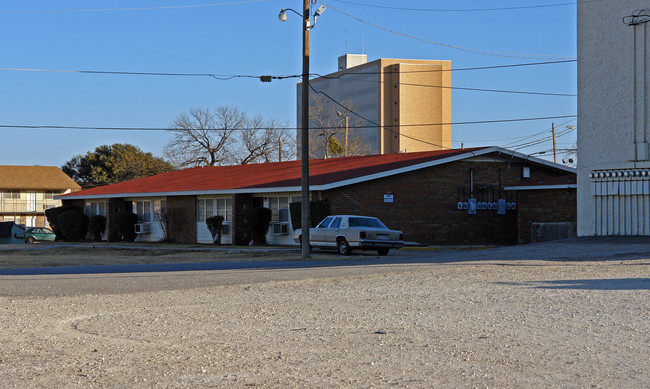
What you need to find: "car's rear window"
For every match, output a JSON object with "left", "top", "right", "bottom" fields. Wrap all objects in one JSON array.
[{"left": 348, "top": 217, "right": 386, "bottom": 229}]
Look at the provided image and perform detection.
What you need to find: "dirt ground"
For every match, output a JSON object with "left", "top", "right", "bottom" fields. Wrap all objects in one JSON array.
[
  {"left": 0, "top": 244, "right": 310, "bottom": 269},
  {"left": 0, "top": 241, "right": 648, "bottom": 388}
]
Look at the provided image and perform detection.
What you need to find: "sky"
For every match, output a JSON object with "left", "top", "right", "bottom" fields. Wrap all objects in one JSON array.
[{"left": 1, "top": 0, "right": 577, "bottom": 168}]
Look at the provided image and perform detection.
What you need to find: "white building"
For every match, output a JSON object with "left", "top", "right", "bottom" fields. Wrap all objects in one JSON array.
[{"left": 577, "top": 2, "right": 650, "bottom": 235}]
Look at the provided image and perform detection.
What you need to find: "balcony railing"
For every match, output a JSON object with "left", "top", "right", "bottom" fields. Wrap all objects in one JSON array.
[{"left": 0, "top": 200, "right": 62, "bottom": 213}]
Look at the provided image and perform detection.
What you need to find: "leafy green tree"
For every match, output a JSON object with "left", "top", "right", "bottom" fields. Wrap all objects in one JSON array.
[{"left": 62, "top": 143, "right": 174, "bottom": 186}]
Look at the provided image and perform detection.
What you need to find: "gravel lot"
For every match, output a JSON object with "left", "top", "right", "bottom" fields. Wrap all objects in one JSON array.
[{"left": 0, "top": 240, "right": 648, "bottom": 388}]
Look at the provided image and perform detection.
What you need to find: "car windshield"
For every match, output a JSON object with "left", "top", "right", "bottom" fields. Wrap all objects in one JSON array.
[
  {"left": 348, "top": 217, "right": 387, "bottom": 229},
  {"left": 317, "top": 217, "right": 334, "bottom": 229}
]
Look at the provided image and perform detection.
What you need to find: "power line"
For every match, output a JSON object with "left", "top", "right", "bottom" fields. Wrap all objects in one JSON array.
[
  {"left": 330, "top": 0, "right": 604, "bottom": 12},
  {"left": 308, "top": 84, "right": 447, "bottom": 149},
  {"left": 0, "top": 67, "right": 300, "bottom": 81},
  {"left": 1, "top": 59, "right": 576, "bottom": 80},
  {"left": 0, "top": 115, "right": 578, "bottom": 132},
  {"left": 453, "top": 118, "right": 576, "bottom": 143},
  {"left": 314, "top": 60, "right": 576, "bottom": 80},
  {"left": 1, "top": 66, "right": 576, "bottom": 97},
  {"left": 0, "top": 0, "right": 267, "bottom": 14},
  {"left": 321, "top": 2, "right": 576, "bottom": 60},
  {"left": 379, "top": 80, "right": 576, "bottom": 97}
]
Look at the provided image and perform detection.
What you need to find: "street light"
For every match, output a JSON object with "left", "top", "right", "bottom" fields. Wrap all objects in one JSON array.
[{"left": 279, "top": 2, "right": 326, "bottom": 259}]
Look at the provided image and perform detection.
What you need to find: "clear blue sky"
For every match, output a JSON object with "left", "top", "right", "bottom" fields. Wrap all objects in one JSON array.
[{"left": 1, "top": 0, "right": 577, "bottom": 167}]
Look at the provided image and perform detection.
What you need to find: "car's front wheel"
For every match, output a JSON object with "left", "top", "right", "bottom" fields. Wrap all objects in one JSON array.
[
  {"left": 377, "top": 248, "right": 389, "bottom": 256},
  {"left": 26, "top": 237, "right": 35, "bottom": 244},
  {"left": 337, "top": 238, "right": 351, "bottom": 256},
  {"left": 298, "top": 236, "right": 312, "bottom": 252}
]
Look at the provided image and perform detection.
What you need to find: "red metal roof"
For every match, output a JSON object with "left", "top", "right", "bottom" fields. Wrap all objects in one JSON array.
[{"left": 61, "top": 147, "right": 490, "bottom": 197}]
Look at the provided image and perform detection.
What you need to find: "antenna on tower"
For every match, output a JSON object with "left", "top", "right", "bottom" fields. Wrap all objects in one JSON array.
[{"left": 344, "top": 22, "right": 348, "bottom": 55}]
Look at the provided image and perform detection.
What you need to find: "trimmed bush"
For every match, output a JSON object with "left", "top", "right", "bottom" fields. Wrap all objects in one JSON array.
[
  {"left": 45, "top": 205, "right": 80, "bottom": 239},
  {"left": 88, "top": 215, "right": 107, "bottom": 241},
  {"left": 57, "top": 210, "right": 89, "bottom": 242},
  {"left": 247, "top": 207, "right": 272, "bottom": 245},
  {"left": 290, "top": 199, "right": 331, "bottom": 230},
  {"left": 206, "top": 215, "right": 225, "bottom": 245},
  {"left": 115, "top": 212, "right": 138, "bottom": 242}
]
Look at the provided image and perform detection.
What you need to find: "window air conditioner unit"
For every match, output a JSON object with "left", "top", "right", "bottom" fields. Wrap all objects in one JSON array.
[
  {"left": 221, "top": 223, "right": 231, "bottom": 235},
  {"left": 135, "top": 223, "right": 151, "bottom": 234},
  {"left": 272, "top": 222, "right": 289, "bottom": 235}
]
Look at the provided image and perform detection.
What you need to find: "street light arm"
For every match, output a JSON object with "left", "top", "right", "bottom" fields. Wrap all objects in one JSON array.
[{"left": 278, "top": 7, "right": 302, "bottom": 21}]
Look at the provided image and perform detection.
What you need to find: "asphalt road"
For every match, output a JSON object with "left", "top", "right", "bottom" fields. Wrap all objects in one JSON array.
[{"left": 1, "top": 237, "right": 649, "bottom": 297}]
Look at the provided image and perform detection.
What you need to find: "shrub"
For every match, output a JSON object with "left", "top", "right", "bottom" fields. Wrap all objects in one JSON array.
[
  {"left": 115, "top": 212, "right": 138, "bottom": 242},
  {"left": 57, "top": 210, "right": 89, "bottom": 242},
  {"left": 289, "top": 199, "right": 331, "bottom": 230},
  {"left": 247, "top": 207, "right": 272, "bottom": 245},
  {"left": 205, "top": 215, "right": 225, "bottom": 245},
  {"left": 88, "top": 215, "right": 107, "bottom": 241},
  {"left": 45, "top": 205, "right": 80, "bottom": 239}
]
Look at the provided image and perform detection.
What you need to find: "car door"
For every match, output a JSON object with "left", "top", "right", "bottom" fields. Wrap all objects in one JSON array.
[
  {"left": 310, "top": 217, "right": 333, "bottom": 246},
  {"left": 324, "top": 216, "right": 343, "bottom": 247}
]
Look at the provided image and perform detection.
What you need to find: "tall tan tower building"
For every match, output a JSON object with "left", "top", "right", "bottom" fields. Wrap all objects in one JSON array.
[{"left": 298, "top": 55, "right": 451, "bottom": 156}]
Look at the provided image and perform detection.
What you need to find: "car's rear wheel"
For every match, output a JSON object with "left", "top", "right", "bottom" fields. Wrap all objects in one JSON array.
[
  {"left": 337, "top": 238, "right": 351, "bottom": 256},
  {"left": 377, "top": 248, "right": 389, "bottom": 256},
  {"left": 26, "top": 237, "right": 35, "bottom": 244}
]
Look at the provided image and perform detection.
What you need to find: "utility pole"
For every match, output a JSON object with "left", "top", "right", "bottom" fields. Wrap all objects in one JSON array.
[
  {"left": 300, "top": 0, "right": 311, "bottom": 259},
  {"left": 278, "top": 136, "right": 283, "bottom": 162},
  {"left": 344, "top": 115, "right": 349, "bottom": 157},
  {"left": 552, "top": 122, "right": 557, "bottom": 163}
]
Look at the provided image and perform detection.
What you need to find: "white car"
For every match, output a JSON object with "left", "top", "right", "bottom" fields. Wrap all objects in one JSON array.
[{"left": 294, "top": 215, "right": 404, "bottom": 256}]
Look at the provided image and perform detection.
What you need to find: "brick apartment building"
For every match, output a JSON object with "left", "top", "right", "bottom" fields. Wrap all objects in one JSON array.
[{"left": 59, "top": 147, "right": 575, "bottom": 246}]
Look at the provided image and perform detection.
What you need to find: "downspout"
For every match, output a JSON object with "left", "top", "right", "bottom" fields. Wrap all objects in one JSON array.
[{"left": 641, "top": 23, "right": 648, "bottom": 147}]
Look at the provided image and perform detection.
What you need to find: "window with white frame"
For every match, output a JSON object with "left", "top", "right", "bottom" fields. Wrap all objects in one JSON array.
[
  {"left": 85, "top": 201, "right": 107, "bottom": 217},
  {"left": 3, "top": 190, "right": 20, "bottom": 199},
  {"left": 132, "top": 200, "right": 152, "bottom": 223},
  {"left": 264, "top": 196, "right": 290, "bottom": 222},
  {"left": 197, "top": 197, "right": 232, "bottom": 222}
]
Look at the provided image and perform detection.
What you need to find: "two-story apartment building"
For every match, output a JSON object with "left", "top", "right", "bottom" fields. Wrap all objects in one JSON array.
[{"left": 0, "top": 166, "right": 81, "bottom": 227}]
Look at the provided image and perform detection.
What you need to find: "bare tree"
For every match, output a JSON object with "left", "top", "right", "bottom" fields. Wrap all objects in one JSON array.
[
  {"left": 166, "top": 106, "right": 295, "bottom": 167},
  {"left": 165, "top": 106, "right": 244, "bottom": 168},
  {"left": 230, "top": 116, "right": 295, "bottom": 164}
]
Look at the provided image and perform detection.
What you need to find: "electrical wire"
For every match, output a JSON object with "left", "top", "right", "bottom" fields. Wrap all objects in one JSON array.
[
  {"left": 313, "top": 60, "right": 576, "bottom": 80},
  {"left": 0, "top": 67, "right": 301, "bottom": 81},
  {"left": 1, "top": 66, "right": 576, "bottom": 97},
  {"left": 308, "top": 84, "right": 448, "bottom": 149},
  {"left": 0, "top": 0, "right": 267, "bottom": 14},
  {"left": 0, "top": 115, "right": 578, "bottom": 132},
  {"left": 329, "top": 0, "right": 603, "bottom": 12},
  {"left": 321, "top": 2, "right": 576, "bottom": 60}
]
